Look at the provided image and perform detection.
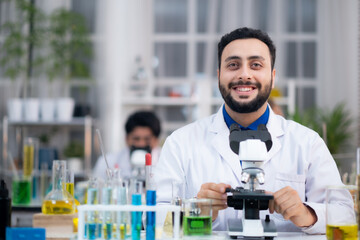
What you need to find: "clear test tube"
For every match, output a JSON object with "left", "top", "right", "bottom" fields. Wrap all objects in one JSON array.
[
  {"left": 131, "top": 180, "right": 143, "bottom": 240},
  {"left": 102, "top": 174, "right": 114, "bottom": 240},
  {"left": 86, "top": 177, "right": 99, "bottom": 240},
  {"left": 65, "top": 169, "right": 80, "bottom": 232},
  {"left": 40, "top": 162, "right": 48, "bottom": 202},
  {"left": 117, "top": 180, "right": 129, "bottom": 239}
]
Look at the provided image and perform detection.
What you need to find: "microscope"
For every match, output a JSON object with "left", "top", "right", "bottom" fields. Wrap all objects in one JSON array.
[
  {"left": 226, "top": 123, "right": 277, "bottom": 239},
  {"left": 130, "top": 146, "right": 151, "bottom": 180}
]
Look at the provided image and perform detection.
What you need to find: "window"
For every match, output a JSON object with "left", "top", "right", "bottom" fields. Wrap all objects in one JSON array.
[{"left": 150, "top": 0, "right": 320, "bottom": 116}]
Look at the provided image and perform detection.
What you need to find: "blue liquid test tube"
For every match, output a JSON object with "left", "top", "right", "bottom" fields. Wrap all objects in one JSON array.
[
  {"left": 146, "top": 190, "right": 156, "bottom": 240},
  {"left": 131, "top": 180, "right": 142, "bottom": 240},
  {"left": 145, "top": 153, "right": 156, "bottom": 240},
  {"left": 86, "top": 178, "right": 99, "bottom": 240}
]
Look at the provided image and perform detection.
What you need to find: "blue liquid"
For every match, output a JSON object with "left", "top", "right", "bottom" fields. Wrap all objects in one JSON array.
[
  {"left": 146, "top": 190, "right": 156, "bottom": 240},
  {"left": 132, "top": 194, "right": 142, "bottom": 240},
  {"left": 87, "top": 223, "right": 96, "bottom": 240}
]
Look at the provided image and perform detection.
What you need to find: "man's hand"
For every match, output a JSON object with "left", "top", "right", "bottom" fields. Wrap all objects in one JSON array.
[
  {"left": 197, "top": 182, "right": 231, "bottom": 221},
  {"left": 268, "top": 186, "right": 317, "bottom": 227}
]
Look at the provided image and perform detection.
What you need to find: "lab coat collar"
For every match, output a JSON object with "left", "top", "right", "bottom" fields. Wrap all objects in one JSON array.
[
  {"left": 209, "top": 105, "right": 242, "bottom": 182},
  {"left": 264, "top": 105, "right": 285, "bottom": 162}
]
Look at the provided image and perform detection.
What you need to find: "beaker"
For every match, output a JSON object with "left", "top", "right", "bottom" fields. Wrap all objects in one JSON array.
[
  {"left": 326, "top": 185, "right": 358, "bottom": 240},
  {"left": 41, "top": 160, "right": 75, "bottom": 214},
  {"left": 12, "top": 176, "right": 31, "bottom": 205},
  {"left": 182, "top": 198, "right": 212, "bottom": 236}
]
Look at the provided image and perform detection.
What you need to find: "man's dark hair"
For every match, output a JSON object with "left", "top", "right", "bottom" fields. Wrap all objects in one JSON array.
[
  {"left": 125, "top": 111, "right": 161, "bottom": 137},
  {"left": 217, "top": 27, "right": 276, "bottom": 70}
]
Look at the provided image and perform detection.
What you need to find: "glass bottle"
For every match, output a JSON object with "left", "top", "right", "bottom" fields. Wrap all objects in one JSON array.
[{"left": 42, "top": 160, "right": 75, "bottom": 214}]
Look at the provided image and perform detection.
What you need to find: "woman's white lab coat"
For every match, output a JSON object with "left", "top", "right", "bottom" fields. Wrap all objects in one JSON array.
[{"left": 154, "top": 105, "right": 351, "bottom": 234}]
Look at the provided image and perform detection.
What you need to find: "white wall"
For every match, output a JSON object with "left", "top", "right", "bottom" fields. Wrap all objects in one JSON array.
[
  {"left": 319, "top": 0, "right": 358, "bottom": 145},
  {"left": 95, "top": 0, "right": 149, "bottom": 152}
]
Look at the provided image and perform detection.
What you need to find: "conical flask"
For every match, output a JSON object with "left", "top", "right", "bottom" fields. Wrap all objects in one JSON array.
[{"left": 42, "top": 160, "right": 75, "bottom": 214}]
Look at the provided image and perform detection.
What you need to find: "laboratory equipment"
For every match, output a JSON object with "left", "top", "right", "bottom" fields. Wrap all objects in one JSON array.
[
  {"left": 115, "top": 176, "right": 129, "bottom": 239},
  {"left": 171, "top": 180, "right": 185, "bottom": 228},
  {"left": 101, "top": 176, "right": 114, "bottom": 240},
  {"left": 130, "top": 146, "right": 151, "bottom": 179},
  {"left": 65, "top": 169, "right": 80, "bottom": 210},
  {"left": 86, "top": 177, "right": 100, "bottom": 240},
  {"left": 131, "top": 180, "right": 143, "bottom": 240},
  {"left": 0, "top": 180, "right": 11, "bottom": 240},
  {"left": 42, "top": 160, "right": 75, "bottom": 214},
  {"left": 326, "top": 185, "right": 358, "bottom": 240},
  {"left": 23, "top": 137, "right": 37, "bottom": 178},
  {"left": 145, "top": 153, "right": 156, "bottom": 240},
  {"left": 12, "top": 176, "right": 31, "bottom": 205},
  {"left": 182, "top": 198, "right": 212, "bottom": 236},
  {"left": 226, "top": 124, "right": 277, "bottom": 238}
]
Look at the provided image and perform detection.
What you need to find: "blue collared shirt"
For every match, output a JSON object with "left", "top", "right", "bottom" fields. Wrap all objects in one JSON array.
[{"left": 223, "top": 105, "right": 270, "bottom": 130}]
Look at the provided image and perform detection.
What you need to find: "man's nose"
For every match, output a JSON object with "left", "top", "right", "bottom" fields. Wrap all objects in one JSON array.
[
  {"left": 237, "top": 66, "right": 252, "bottom": 80},
  {"left": 135, "top": 139, "right": 148, "bottom": 147}
]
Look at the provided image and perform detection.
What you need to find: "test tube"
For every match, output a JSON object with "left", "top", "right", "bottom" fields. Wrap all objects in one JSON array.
[
  {"left": 145, "top": 154, "right": 156, "bottom": 240},
  {"left": 115, "top": 177, "right": 129, "bottom": 240},
  {"left": 86, "top": 178, "right": 99, "bottom": 240},
  {"left": 131, "top": 180, "right": 143, "bottom": 240},
  {"left": 102, "top": 176, "right": 114, "bottom": 240}
]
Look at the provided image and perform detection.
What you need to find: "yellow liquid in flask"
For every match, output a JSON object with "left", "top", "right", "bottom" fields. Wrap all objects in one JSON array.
[{"left": 42, "top": 199, "right": 75, "bottom": 214}]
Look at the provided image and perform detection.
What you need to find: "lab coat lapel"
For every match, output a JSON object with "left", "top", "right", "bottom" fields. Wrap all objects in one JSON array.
[
  {"left": 210, "top": 106, "right": 242, "bottom": 182},
  {"left": 265, "top": 108, "right": 284, "bottom": 162}
]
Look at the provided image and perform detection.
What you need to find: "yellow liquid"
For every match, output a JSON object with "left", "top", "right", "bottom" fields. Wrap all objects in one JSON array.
[
  {"left": 42, "top": 199, "right": 75, "bottom": 214},
  {"left": 66, "top": 182, "right": 80, "bottom": 212},
  {"left": 23, "top": 145, "right": 34, "bottom": 177},
  {"left": 326, "top": 224, "right": 358, "bottom": 240},
  {"left": 66, "top": 183, "right": 74, "bottom": 196}
]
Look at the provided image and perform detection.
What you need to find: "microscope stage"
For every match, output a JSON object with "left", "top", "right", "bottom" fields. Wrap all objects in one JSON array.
[{"left": 228, "top": 218, "right": 277, "bottom": 239}]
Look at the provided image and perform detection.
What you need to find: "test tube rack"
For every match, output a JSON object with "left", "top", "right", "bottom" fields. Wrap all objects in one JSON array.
[{"left": 77, "top": 204, "right": 181, "bottom": 240}]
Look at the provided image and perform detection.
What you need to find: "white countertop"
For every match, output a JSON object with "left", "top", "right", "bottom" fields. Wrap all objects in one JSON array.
[{"left": 160, "top": 231, "right": 326, "bottom": 239}]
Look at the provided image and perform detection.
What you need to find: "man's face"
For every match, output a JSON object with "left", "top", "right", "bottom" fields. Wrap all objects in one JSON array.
[
  {"left": 126, "top": 126, "right": 158, "bottom": 150},
  {"left": 218, "top": 38, "right": 275, "bottom": 113}
]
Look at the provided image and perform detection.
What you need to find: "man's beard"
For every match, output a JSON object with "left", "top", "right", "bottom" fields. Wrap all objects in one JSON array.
[{"left": 219, "top": 77, "right": 273, "bottom": 113}]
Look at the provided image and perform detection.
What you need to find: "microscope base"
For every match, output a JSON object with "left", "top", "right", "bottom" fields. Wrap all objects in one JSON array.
[{"left": 228, "top": 218, "right": 277, "bottom": 239}]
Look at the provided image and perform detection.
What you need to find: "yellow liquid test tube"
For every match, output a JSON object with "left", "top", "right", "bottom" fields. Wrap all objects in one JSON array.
[{"left": 23, "top": 144, "right": 34, "bottom": 177}]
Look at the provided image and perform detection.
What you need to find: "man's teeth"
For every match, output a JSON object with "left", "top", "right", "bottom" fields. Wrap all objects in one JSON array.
[{"left": 236, "top": 87, "right": 252, "bottom": 92}]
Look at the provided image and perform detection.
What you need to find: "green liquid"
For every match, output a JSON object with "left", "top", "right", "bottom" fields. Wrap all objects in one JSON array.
[
  {"left": 183, "top": 216, "right": 212, "bottom": 236},
  {"left": 12, "top": 179, "right": 31, "bottom": 205}
]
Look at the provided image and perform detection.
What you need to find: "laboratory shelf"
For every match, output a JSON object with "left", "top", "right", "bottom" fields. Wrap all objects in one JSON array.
[
  {"left": 8, "top": 117, "right": 94, "bottom": 127},
  {"left": 122, "top": 97, "right": 198, "bottom": 106}
]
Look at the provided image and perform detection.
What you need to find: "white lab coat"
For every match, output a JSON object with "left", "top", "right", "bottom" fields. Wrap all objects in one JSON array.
[
  {"left": 154, "top": 105, "right": 351, "bottom": 234},
  {"left": 93, "top": 147, "right": 161, "bottom": 180}
]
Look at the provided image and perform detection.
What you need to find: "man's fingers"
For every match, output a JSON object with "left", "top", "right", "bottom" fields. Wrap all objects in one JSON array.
[
  {"left": 268, "top": 199, "right": 274, "bottom": 213},
  {"left": 211, "top": 199, "right": 228, "bottom": 206},
  {"left": 198, "top": 182, "right": 231, "bottom": 200}
]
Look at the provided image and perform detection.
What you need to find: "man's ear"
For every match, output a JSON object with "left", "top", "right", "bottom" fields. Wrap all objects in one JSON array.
[
  {"left": 271, "top": 69, "right": 276, "bottom": 89},
  {"left": 217, "top": 69, "right": 220, "bottom": 79}
]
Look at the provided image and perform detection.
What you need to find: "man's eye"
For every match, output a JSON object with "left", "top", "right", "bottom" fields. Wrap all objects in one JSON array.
[
  {"left": 252, "top": 63, "right": 262, "bottom": 68},
  {"left": 227, "top": 63, "right": 239, "bottom": 69}
]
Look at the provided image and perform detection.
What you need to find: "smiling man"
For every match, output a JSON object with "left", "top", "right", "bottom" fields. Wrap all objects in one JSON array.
[{"left": 154, "top": 27, "right": 351, "bottom": 234}]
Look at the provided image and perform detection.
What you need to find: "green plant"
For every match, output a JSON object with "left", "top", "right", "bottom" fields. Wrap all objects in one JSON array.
[
  {"left": 63, "top": 140, "right": 84, "bottom": 159},
  {"left": 289, "top": 103, "right": 353, "bottom": 155},
  {"left": 0, "top": 0, "right": 46, "bottom": 96},
  {"left": 46, "top": 8, "right": 92, "bottom": 82}
]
